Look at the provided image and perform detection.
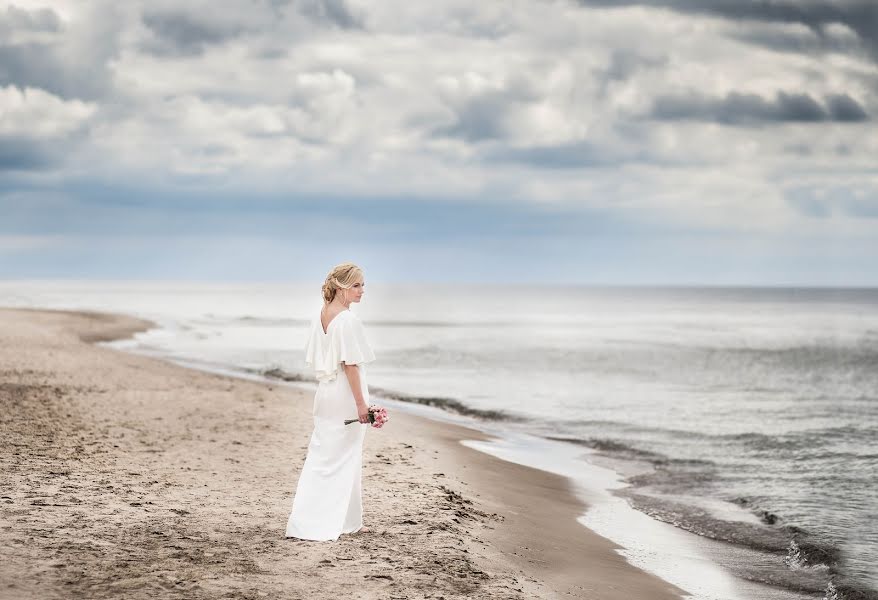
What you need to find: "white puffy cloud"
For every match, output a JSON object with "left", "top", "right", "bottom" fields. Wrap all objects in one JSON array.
[{"left": 0, "top": 84, "right": 95, "bottom": 136}]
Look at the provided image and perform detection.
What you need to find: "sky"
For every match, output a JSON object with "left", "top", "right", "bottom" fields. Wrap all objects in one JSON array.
[{"left": 0, "top": 0, "right": 876, "bottom": 285}]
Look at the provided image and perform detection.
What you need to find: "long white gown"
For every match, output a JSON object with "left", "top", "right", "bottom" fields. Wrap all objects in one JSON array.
[{"left": 285, "top": 308, "right": 376, "bottom": 541}]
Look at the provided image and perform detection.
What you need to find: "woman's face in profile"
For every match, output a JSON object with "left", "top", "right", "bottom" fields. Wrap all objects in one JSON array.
[{"left": 349, "top": 279, "right": 365, "bottom": 303}]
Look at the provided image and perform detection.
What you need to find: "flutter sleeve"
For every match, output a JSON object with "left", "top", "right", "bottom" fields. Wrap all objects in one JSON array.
[
  {"left": 334, "top": 313, "right": 376, "bottom": 367},
  {"left": 303, "top": 318, "right": 318, "bottom": 366}
]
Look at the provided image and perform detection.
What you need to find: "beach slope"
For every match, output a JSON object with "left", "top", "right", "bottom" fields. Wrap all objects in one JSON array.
[{"left": 0, "top": 308, "right": 683, "bottom": 600}]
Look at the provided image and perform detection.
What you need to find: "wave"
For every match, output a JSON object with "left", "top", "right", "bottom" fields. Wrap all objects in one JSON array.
[
  {"left": 724, "top": 344, "right": 871, "bottom": 369},
  {"left": 825, "top": 581, "right": 878, "bottom": 600},
  {"left": 546, "top": 435, "right": 668, "bottom": 462},
  {"left": 554, "top": 421, "right": 878, "bottom": 454},
  {"left": 368, "top": 386, "right": 524, "bottom": 422},
  {"left": 254, "top": 368, "right": 523, "bottom": 422},
  {"left": 545, "top": 433, "right": 877, "bottom": 598},
  {"left": 253, "top": 366, "right": 876, "bottom": 597},
  {"left": 620, "top": 490, "right": 878, "bottom": 598},
  {"left": 252, "top": 367, "right": 310, "bottom": 382}
]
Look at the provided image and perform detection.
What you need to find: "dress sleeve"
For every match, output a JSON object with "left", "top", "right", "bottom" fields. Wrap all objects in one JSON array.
[
  {"left": 303, "top": 318, "right": 320, "bottom": 368},
  {"left": 334, "top": 314, "right": 376, "bottom": 366}
]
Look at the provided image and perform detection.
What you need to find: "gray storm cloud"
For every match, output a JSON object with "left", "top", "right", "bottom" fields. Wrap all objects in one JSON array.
[
  {"left": 576, "top": 0, "right": 878, "bottom": 58},
  {"left": 650, "top": 91, "right": 870, "bottom": 125}
]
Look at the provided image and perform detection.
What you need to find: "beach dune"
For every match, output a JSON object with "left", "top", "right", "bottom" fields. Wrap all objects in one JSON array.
[{"left": 0, "top": 308, "right": 683, "bottom": 599}]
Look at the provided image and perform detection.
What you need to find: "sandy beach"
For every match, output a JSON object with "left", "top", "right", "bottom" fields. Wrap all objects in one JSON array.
[{"left": 0, "top": 307, "right": 684, "bottom": 600}]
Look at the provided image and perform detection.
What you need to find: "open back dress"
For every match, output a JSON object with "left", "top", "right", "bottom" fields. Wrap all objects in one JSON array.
[{"left": 285, "top": 308, "right": 376, "bottom": 541}]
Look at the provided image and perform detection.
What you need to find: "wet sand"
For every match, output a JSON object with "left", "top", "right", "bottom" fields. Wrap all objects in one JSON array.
[{"left": 0, "top": 307, "right": 684, "bottom": 599}]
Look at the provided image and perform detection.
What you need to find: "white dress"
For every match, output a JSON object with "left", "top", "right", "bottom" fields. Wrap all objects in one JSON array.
[{"left": 285, "top": 308, "right": 376, "bottom": 541}]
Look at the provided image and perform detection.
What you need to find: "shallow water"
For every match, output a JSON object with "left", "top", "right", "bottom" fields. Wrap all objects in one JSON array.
[{"left": 2, "top": 281, "right": 876, "bottom": 598}]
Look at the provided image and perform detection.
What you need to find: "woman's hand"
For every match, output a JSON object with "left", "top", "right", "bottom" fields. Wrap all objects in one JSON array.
[{"left": 357, "top": 402, "right": 370, "bottom": 424}]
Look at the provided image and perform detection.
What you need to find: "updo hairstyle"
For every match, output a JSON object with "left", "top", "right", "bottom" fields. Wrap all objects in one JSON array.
[{"left": 322, "top": 262, "right": 363, "bottom": 304}]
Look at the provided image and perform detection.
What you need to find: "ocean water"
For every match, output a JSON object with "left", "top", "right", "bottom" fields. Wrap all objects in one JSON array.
[{"left": 2, "top": 280, "right": 876, "bottom": 599}]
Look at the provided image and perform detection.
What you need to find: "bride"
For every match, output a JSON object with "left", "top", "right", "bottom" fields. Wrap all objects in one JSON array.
[{"left": 285, "top": 262, "right": 376, "bottom": 541}]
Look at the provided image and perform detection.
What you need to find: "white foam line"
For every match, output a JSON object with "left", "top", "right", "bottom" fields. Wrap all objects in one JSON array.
[{"left": 460, "top": 435, "right": 813, "bottom": 600}]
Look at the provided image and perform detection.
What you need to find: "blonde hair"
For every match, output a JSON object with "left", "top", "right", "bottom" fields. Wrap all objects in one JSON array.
[{"left": 322, "top": 262, "right": 364, "bottom": 304}]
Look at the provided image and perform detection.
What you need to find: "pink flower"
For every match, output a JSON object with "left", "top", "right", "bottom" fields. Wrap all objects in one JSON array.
[{"left": 344, "top": 404, "right": 390, "bottom": 427}]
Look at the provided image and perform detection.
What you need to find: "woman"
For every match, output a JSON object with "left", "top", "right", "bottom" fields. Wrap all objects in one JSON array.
[{"left": 285, "top": 262, "right": 376, "bottom": 541}]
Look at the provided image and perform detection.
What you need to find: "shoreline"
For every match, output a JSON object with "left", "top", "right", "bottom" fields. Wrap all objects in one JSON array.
[
  {"left": 1, "top": 307, "right": 685, "bottom": 599},
  {"left": 136, "top": 358, "right": 822, "bottom": 600}
]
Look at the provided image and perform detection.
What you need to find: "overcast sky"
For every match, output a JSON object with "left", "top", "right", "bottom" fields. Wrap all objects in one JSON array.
[{"left": 1, "top": 0, "right": 876, "bottom": 285}]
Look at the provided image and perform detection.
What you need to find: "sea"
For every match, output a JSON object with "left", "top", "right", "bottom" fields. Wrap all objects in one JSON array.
[{"left": 2, "top": 280, "right": 875, "bottom": 600}]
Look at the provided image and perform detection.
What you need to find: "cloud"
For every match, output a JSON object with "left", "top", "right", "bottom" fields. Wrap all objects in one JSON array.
[
  {"left": 0, "top": 5, "right": 61, "bottom": 36},
  {"left": 137, "top": 0, "right": 365, "bottom": 58},
  {"left": 0, "top": 0, "right": 874, "bottom": 284},
  {"left": 486, "top": 140, "right": 624, "bottom": 169},
  {"left": 727, "top": 21, "right": 864, "bottom": 57},
  {"left": 298, "top": 0, "right": 364, "bottom": 29},
  {"left": 594, "top": 48, "right": 668, "bottom": 96},
  {"left": 482, "top": 135, "right": 691, "bottom": 169},
  {"left": 0, "top": 3, "right": 123, "bottom": 101},
  {"left": 0, "top": 85, "right": 96, "bottom": 136},
  {"left": 0, "top": 137, "right": 55, "bottom": 170},
  {"left": 141, "top": 11, "right": 246, "bottom": 56},
  {"left": 649, "top": 90, "right": 869, "bottom": 124},
  {"left": 0, "top": 85, "right": 95, "bottom": 170},
  {"left": 431, "top": 68, "right": 588, "bottom": 146},
  {"left": 576, "top": 0, "right": 878, "bottom": 59},
  {"left": 826, "top": 93, "right": 870, "bottom": 121},
  {"left": 786, "top": 184, "right": 878, "bottom": 219},
  {"left": 432, "top": 75, "right": 520, "bottom": 142}
]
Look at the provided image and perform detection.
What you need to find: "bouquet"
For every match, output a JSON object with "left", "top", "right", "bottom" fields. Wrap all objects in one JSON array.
[{"left": 345, "top": 404, "right": 389, "bottom": 428}]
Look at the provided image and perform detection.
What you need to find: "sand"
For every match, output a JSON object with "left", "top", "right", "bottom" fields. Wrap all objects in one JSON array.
[{"left": 0, "top": 307, "right": 684, "bottom": 600}]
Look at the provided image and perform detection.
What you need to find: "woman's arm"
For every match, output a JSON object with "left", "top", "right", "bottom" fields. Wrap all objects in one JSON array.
[{"left": 343, "top": 363, "right": 370, "bottom": 423}]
